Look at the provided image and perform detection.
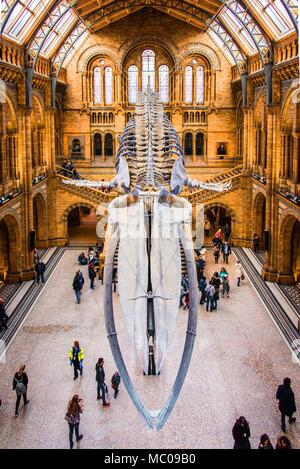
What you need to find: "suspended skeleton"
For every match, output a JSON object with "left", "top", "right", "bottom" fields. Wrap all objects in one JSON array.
[{"left": 63, "top": 87, "right": 230, "bottom": 429}]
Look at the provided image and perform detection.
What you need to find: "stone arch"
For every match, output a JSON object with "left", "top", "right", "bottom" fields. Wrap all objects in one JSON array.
[
  {"left": 278, "top": 212, "right": 300, "bottom": 284},
  {"left": 0, "top": 211, "right": 21, "bottom": 281},
  {"left": 204, "top": 202, "right": 237, "bottom": 222},
  {"left": 120, "top": 36, "right": 178, "bottom": 69},
  {"left": 77, "top": 45, "right": 119, "bottom": 73},
  {"left": 33, "top": 192, "right": 48, "bottom": 247},
  {"left": 178, "top": 42, "right": 221, "bottom": 71},
  {"left": 253, "top": 192, "right": 266, "bottom": 249},
  {"left": 62, "top": 202, "right": 97, "bottom": 241}
]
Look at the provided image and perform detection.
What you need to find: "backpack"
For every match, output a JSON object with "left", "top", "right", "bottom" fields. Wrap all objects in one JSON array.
[{"left": 15, "top": 379, "right": 26, "bottom": 396}]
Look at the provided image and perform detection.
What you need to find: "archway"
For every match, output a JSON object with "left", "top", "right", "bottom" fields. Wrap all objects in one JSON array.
[
  {"left": 66, "top": 205, "right": 97, "bottom": 244},
  {"left": 202, "top": 203, "right": 237, "bottom": 244},
  {"left": 0, "top": 214, "right": 21, "bottom": 282},
  {"left": 184, "top": 133, "right": 193, "bottom": 157},
  {"left": 253, "top": 192, "right": 266, "bottom": 250},
  {"left": 279, "top": 214, "right": 300, "bottom": 284},
  {"left": 33, "top": 193, "right": 47, "bottom": 247},
  {"left": 104, "top": 133, "right": 113, "bottom": 158},
  {"left": 94, "top": 133, "right": 102, "bottom": 157}
]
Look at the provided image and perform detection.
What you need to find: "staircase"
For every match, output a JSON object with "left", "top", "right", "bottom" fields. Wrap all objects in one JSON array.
[
  {"left": 184, "top": 165, "right": 243, "bottom": 204},
  {"left": 56, "top": 166, "right": 116, "bottom": 204}
]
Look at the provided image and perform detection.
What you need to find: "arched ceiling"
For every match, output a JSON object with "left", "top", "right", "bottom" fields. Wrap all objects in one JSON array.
[{"left": 1, "top": 0, "right": 298, "bottom": 76}]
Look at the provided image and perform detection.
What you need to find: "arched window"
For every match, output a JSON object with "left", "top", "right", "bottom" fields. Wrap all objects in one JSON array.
[
  {"left": 93, "top": 67, "right": 101, "bottom": 104},
  {"left": 196, "top": 66, "right": 204, "bottom": 105},
  {"left": 94, "top": 133, "right": 102, "bottom": 156},
  {"left": 105, "top": 133, "right": 113, "bottom": 157},
  {"left": 196, "top": 133, "right": 204, "bottom": 156},
  {"left": 142, "top": 50, "right": 155, "bottom": 92},
  {"left": 105, "top": 67, "right": 113, "bottom": 105},
  {"left": 184, "top": 133, "right": 193, "bottom": 156},
  {"left": 159, "top": 65, "right": 169, "bottom": 103},
  {"left": 184, "top": 66, "right": 193, "bottom": 104},
  {"left": 128, "top": 65, "right": 138, "bottom": 104}
]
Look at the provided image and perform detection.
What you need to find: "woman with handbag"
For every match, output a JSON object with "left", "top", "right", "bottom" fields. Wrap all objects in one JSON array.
[
  {"left": 235, "top": 260, "right": 245, "bottom": 287},
  {"left": 65, "top": 395, "right": 83, "bottom": 449}
]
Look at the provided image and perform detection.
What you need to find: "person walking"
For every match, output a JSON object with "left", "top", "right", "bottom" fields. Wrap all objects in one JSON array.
[
  {"left": 213, "top": 244, "right": 220, "bottom": 264},
  {"left": 180, "top": 275, "right": 189, "bottom": 307},
  {"left": 235, "top": 260, "right": 245, "bottom": 287},
  {"left": 222, "top": 241, "right": 231, "bottom": 264},
  {"left": 95, "top": 358, "right": 110, "bottom": 406},
  {"left": 232, "top": 416, "right": 251, "bottom": 449},
  {"left": 35, "top": 260, "right": 46, "bottom": 285},
  {"left": 88, "top": 263, "right": 96, "bottom": 289},
  {"left": 276, "top": 377, "right": 297, "bottom": 432},
  {"left": 199, "top": 276, "right": 207, "bottom": 305},
  {"left": 72, "top": 270, "right": 84, "bottom": 304},
  {"left": 223, "top": 222, "right": 231, "bottom": 242},
  {"left": 204, "top": 218, "right": 211, "bottom": 237},
  {"left": 205, "top": 282, "right": 215, "bottom": 312},
  {"left": 275, "top": 436, "right": 292, "bottom": 449},
  {"left": 69, "top": 341, "right": 85, "bottom": 380},
  {"left": 211, "top": 272, "right": 221, "bottom": 310},
  {"left": 0, "top": 297, "right": 9, "bottom": 330},
  {"left": 111, "top": 371, "right": 121, "bottom": 399},
  {"left": 13, "top": 365, "right": 29, "bottom": 417},
  {"left": 258, "top": 434, "right": 273, "bottom": 449},
  {"left": 65, "top": 395, "right": 83, "bottom": 449},
  {"left": 253, "top": 233, "right": 260, "bottom": 253}
]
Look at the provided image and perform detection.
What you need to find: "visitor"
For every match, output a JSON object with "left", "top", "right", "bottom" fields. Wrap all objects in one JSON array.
[
  {"left": 235, "top": 260, "right": 245, "bottom": 287},
  {"left": 33, "top": 248, "right": 40, "bottom": 264},
  {"left": 112, "top": 267, "right": 118, "bottom": 293},
  {"left": 207, "top": 209, "right": 215, "bottom": 229},
  {"left": 111, "top": 371, "right": 121, "bottom": 399},
  {"left": 210, "top": 272, "right": 221, "bottom": 309},
  {"left": 214, "top": 228, "right": 222, "bottom": 241},
  {"left": 65, "top": 395, "right": 83, "bottom": 449},
  {"left": 183, "top": 291, "right": 189, "bottom": 310},
  {"left": 223, "top": 222, "right": 231, "bottom": 242},
  {"left": 72, "top": 168, "right": 80, "bottom": 180},
  {"left": 13, "top": 365, "right": 29, "bottom": 417},
  {"left": 205, "top": 282, "right": 215, "bottom": 312},
  {"left": 0, "top": 297, "right": 9, "bottom": 330},
  {"left": 78, "top": 252, "right": 87, "bottom": 265},
  {"left": 276, "top": 377, "right": 297, "bottom": 433},
  {"left": 72, "top": 270, "right": 84, "bottom": 304},
  {"left": 220, "top": 267, "right": 230, "bottom": 298},
  {"left": 275, "top": 435, "right": 292, "bottom": 449},
  {"left": 258, "top": 434, "right": 273, "bottom": 449},
  {"left": 222, "top": 241, "right": 231, "bottom": 264},
  {"left": 199, "top": 276, "right": 207, "bottom": 305},
  {"left": 95, "top": 358, "right": 109, "bottom": 406},
  {"left": 88, "top": 263, "right": 96, "bottom": 289},
  {"left": 232, "top": 416, "right": 251, "bottom": 449},
  {"left": 204, "top": 218, "right": 211, "bottom": 237},
  {"left": 69, "top": 341, "right": 84, "bottom": 380},
  {"left": 180, "top": 274, "right": 189, "bottom": 307},
  {"left": 196, "top": 256, "right": 206, "bottom": 285},
  {"left": 253, "top": 233, "right": 260, "bottom": 253},
  {"left": 213, "top": 244, "right": 220, "bottom": 264},
  {"left": 35, "top": 260, "right": 46, "bottom": 285}
]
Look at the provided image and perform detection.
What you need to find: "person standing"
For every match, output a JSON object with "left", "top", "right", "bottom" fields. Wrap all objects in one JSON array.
[
  {"left": 95, "top": 358, "right": 110, "bottom": 406},
  {"left": 211, "top": 272, "right": 221, "bottom": 310},
  {"left": 253, "top": 233, "right": 260, "bottom": 253},
  {"left": 199, "top": 276, "right": 207, "bottom": 305},
  {"left": 88, "top": 263, "right": 96, "bottom": 289},
  {"left": 222, "top": 241, "right": 231, "bottom": 264},
  {"left": 205, "top": 282, "right": 215, "bottom": 312},
  {"left": 235, "top": 260, "right": 244, "bottom": 287},
  {"left": 13, "top": 365, "right": 29, "bottom": 417},
  {"left": 258, "top": 434, "right": 273, "bottom": 449},
  {"left": 35, "top": 260, "right": 46, "bottom": 285},
  {"left": 65, "top": 395, "right": 83, "bottom": 449},
  {"left": 72, "top": 271, "right": 84, "bottom": 304},
  {"left": 69, "top": 341, "right": 84, "bottom": 380},
  {"left": 111, "top": 371, "right": 121, "bottom": 399},
  {"left": 223, "top": 222, "right": 231, "bottom": 242},
  {"left": 276, "top": 377, "right": 297, "bottom": 432},
  {"left": 204, "top": 218, "right": 211, "bottom": 237},
  {"left": 232, "top": 416, "right": 251, "bottom": 449},
  {"left": 0, "top": 297, "right": 9, "bottom": 330},
  {"left": 213, "top": 244, "right": 220, "bottom": 264}
]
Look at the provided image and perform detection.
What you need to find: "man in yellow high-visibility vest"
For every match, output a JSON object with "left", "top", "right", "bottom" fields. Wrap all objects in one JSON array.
[{"left": 69, "top": 341, "right": 85, "bottom": 380}]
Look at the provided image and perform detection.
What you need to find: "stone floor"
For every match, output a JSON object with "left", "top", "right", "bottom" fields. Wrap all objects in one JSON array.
[{"left": 0, "top": 249, "right": 300, "bottom": 449}]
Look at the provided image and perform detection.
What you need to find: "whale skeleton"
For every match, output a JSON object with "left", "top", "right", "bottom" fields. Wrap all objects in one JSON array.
[{"left": 63, "top": 86, "right": 231, "bottom": 429}]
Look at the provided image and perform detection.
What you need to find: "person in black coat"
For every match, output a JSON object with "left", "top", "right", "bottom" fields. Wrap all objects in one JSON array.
[
  {"left": 0, "top": 298, "right": 9, "bottom": 330},
  {"left": 258, "top": 434, "right": 273, "bottom": 449},
  {"left": 232, "top": 416, "right": 251, "bottom": 449},
  {"left": 13, "top": 365, "right": 29, "bottom": 417},
  {"left": 35, "top": 260, "right": 46, "bottom": 284},
  {"left": 276, "top": 377, "right": 297, "bottom": 432},
  {"left": 95, "top": 358, "right": 109, "bottom": 406},
  {"left": 88, "top": 264, "right": 96, "bottom": 289}
]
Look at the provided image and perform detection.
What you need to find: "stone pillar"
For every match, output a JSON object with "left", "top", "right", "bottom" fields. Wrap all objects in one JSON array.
[{"left": 292, "top": 132, "right": 299, "bottom": 183}]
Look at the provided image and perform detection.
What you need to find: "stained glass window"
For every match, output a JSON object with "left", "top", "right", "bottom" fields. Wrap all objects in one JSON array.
[
  {"left": 93, "top": 67, "right": 101, "bottom": 105},
  {"left": 128, "top": 65, "right": 138, "bottom": 104},
  {"left": 159, "top": 65, "right": 169, "bottom": 103},
  {"left": 105, "top": 67, "right": 113, "bottom": 105},
  {"left": 142, "top": 50, "right": 155, "bottom": 92},
  {"left": 184, "top": 66, "right": 193, "bottom": 104}
]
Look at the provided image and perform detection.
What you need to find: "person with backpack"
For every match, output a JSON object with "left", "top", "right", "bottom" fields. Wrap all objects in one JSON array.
[
  {"left": 65, "top": 395, "right": 83, "bottom": 449},
  {"left": 35, "top": 260, "right": 46, "bottom": 285},
  {"left": 69, "top": 341, "right": 85, "bottom": 380},
  {"left": 111, "top": 371, "right": 121, "bottom": 399},
  {"left": 95, "top": 358, "right": 110, "bottom": 407},
  {"left": 13, "top": 365, "right": 29, "bottom": 417},
  {"left": 199, "top": 276, "right": 207, "bottom": 305},
  {"left": 72, "top": 270, "right": 84, "bottom": 304},
  {"left": 205, "top": 282, "right": 215, "bottom": 312}
]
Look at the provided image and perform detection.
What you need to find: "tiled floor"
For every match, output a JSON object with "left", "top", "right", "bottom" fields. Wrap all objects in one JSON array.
[{"left": 0, "top": 249, "right": 300, "bottom": 449}]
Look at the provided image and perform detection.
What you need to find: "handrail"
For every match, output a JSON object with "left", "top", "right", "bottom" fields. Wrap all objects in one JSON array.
[
  {"left": 183, "top": 165, "right": 243, "bottom": 198},
  {"left": 56, "top": 167, "right": 118, "bottom": 199}
]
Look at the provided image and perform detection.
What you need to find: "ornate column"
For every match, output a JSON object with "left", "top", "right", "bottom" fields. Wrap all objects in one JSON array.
[{"left": 292, "top": 132, "right": 299, "bottom": 183}]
